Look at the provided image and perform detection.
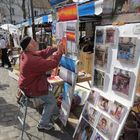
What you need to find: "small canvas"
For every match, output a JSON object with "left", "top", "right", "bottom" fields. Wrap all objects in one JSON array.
[
  {"left": 59, "top": 101, "right": 70, "bottom": 126},
  {"left": 95, "top": 46, "right": 108, "bottom": 70},
  {"left": 117, "top": 37, "right": 137, "bottom": 63},
  {"left": 96, "top": 114, "right": 119, "bottom": 140},
  {"left": 112, "top": 67, "right": 132, "bottom": 96},
  {"left": 66, "top": 31, "right": 76, "bottom": 42},
  {"left": 109, "top": 101, "right": 127, "bottom": 123},
  {"left": 82, "top": 102, "right": 98, "bottom": 126},
  {"left": 98, "top": 96, "right": 110, "bottom": 113},
  {"left": 63, "top": 82, "right": 73, "bottom": 106},
  {"left": 96, "top": 29, "right": 104, "bottom": 44},
  {"left": 87, "top": 90, "right": 99, "bottom": 106},
  {"left": 66, "top": 41, "right": 78, "bottom": 56},
  {"left": 67, "top": 21, "right": 77, "bottom": 31},
  {"left": 94, "top": 69, "right": 105, "bottom": 90},
  {"left": 105, "top": 28, "right": 116, "bottom": 44},
  {"left": 59, "top": 66, "right": 76, "bottom": 86},
  {"left": 74, "top": 117, "right": 94, "bottom": 140},
  {"left": 56, "top": 22, "right": 67, "bottom": 39}
]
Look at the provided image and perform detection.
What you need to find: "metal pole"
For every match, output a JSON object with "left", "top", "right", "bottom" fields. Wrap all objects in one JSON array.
[{"left": 30, "top": 0, "right": 36, "bottom": 40}]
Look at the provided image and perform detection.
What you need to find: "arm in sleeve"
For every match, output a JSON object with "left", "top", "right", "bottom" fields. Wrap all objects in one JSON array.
[
  {"left": 36, "top": 47, "right": 57, "bottom": 58},
  {"left": 32, "top": 50, "right": 62, "bottom": 73}
]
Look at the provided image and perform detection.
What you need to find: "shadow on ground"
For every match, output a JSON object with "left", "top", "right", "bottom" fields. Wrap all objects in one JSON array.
[
  {"left": 0, "top": 84, "right": 10, "bottom": 90},
  {"left": 0, "top": 97, "right": 30, "bottom": 130},
  {"left": 39, "top": 129, "right": 73, "bottom": 140}
]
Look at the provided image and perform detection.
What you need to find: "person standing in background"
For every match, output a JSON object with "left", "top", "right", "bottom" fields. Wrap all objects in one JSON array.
[{"left": 0, "top": 35, "right": 11, "bottom": 68}]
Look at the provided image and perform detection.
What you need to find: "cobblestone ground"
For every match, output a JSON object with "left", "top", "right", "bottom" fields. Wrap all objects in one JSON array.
[{"left": 0, "top": 67, "right": 73, "bottom": 140}]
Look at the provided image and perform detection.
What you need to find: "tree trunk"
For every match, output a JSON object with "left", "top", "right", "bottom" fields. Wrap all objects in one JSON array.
[
  {"left": 9, "top": 7, "right": 13, "bottom": 23},
  {"left": 22, "top": 0, "right": 26, "bottom": 20}
]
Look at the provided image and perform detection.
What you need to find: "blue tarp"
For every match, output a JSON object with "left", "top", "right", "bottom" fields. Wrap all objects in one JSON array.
[{"left": 78, "top": 1, "right": 95, "bottom": 17}]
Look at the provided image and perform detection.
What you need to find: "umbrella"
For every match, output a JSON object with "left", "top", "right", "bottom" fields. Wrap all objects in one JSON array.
[{"left": 0, "top": 24, "right": 18, "bottom": 34}]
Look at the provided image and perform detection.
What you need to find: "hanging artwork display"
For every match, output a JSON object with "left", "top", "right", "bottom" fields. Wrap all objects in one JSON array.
[
  {"left": 58, "top": 56, "right": 78, "bottom": 126},
  {"left": 56, "top": 4, "right": 79, "bottom": 126},
  {"left": 74, "top": 23, "right": 140, "bottom": 140},
  {"left": 56, "top": 4, "right": 79, "bottom": 59}
]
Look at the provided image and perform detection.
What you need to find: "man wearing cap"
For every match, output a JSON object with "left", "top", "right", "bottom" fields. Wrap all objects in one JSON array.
[{"left": 19, "top": 36, "right": 64, "bottom": 130}]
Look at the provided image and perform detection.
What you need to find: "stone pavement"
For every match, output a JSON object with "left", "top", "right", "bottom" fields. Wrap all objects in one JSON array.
[{"left": 0, "top": 67, "right": 73, "bottom": 140}]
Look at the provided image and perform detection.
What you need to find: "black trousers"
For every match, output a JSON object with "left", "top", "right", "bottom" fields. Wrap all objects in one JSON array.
[{"left": 1, "top": 48, "right": 11, "bottom": 67}]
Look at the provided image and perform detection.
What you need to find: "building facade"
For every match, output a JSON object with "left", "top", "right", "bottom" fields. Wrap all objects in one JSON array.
[{"left": 0, "top": 0, "right": 50, "bottom": 25}]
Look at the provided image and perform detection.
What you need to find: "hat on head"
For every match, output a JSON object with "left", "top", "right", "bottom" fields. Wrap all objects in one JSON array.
[{"left": 20, "top": 36, "right": 32, "bottom": 50}]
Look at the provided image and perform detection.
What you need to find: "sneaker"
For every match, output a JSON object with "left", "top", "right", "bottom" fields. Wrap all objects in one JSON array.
[{"left": 37, "top": 123, "right": 54, "bottom": 131}]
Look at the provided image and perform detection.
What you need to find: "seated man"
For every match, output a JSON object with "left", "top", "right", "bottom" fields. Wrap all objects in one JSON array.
[{"left": 18, "top": 36, "right": 64, "bottom": 130}]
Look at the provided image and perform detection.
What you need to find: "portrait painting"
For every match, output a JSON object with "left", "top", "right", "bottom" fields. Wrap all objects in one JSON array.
[
  {"left": 109, "top": 101, "right": 127, "bottom": 122},
  {"left": 105, "top": 28, "right": 116, "bottom": 44},
  {"left": 74, "top": 118, "right": 94, "bottom": 140},
  {"left": 97, "top": 115, "right": 119, "bottom": 140},
  {"left": 82, "top": 102, "right": 98, "bottom": 126},
  {"left": 96, "top": 29, "right": 104, "bottom": 44},
  {"left": 98, "top": 96, "right": 110, "bottom": 113},
  {"left": 112, "top": 67, "right": 131, "bottom": 96},
  {"left": 87, "top": 90, "right": 99, "bottom": 106},
  {"left": 94, "top": 69, "right": 105, "bottom": 90},
  {"left": 95, "top": 46, "right": 108, "bottom": 69}
]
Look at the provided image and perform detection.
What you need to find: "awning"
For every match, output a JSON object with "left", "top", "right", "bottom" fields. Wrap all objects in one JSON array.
[
  {"left": 16, "top": 0, "right": 103, "bottom": 28},
  {"left": 78, "top": 0, "right": 103, "bottom": 17}
]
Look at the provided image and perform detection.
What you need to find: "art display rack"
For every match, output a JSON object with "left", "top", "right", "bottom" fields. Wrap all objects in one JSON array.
[{"left": 73, "top": 23, "right": 140, "bottom": 140}]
